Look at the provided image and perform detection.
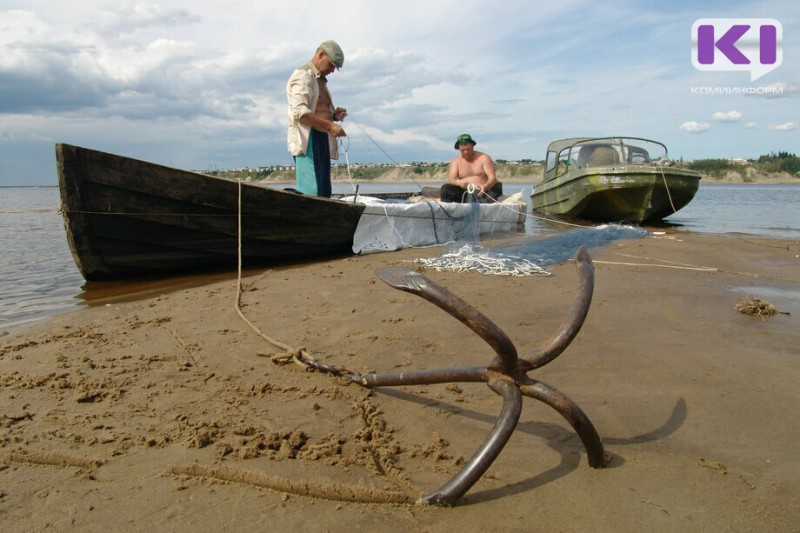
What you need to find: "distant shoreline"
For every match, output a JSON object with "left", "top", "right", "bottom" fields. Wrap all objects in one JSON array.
[
  {"left": 8, "top": 167, "right": 795, "bottom": 188},
  {"left": 249, "top": 164, "right": 799, "bottom": 186},
  {"left": 337, "top": 175, "right": 800, "bottom": 185},
  {"left": 253, "top": 177, "right": 800, "bottom": 186},
  {"left": 300, "top": 173, "right": 800, "bottom": 186},
  {"left": 5, "top": 178, "right": 799, "bottom": 188}
]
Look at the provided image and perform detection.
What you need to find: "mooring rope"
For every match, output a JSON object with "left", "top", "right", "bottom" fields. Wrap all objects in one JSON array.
[{"left": 656, "top": 162, "right": 678, "bottom": 213}]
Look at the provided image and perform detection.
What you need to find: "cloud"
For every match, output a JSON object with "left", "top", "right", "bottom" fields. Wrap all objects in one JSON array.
[
  {"left": 767, "top": 122, "right": 797, "bottom": 131},
  {"left": 712, "top": 111, "right": 742, "bottom": 122},
  {"left": 680, "top": 121, "right": 710, "bottom": 133},
  {"left": 744, "top": 122, "right": 758, "bottom": 129},
  {"left": 745, "top": 82, "right": 800, "bottom": 99},
  {"left": 94, "top": 1, "right": 200, "bottom": 37},
  {"left": 3, "top": 0, "right": 800, "bottom": 185}
]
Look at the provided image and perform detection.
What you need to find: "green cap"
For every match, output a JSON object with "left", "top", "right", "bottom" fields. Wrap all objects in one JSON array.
[
  {"left": 318, "top": 40, "right": 344, "bottom": 68},
  {"left": 454, "top": 133, "right": 476, "bottom": 149}
]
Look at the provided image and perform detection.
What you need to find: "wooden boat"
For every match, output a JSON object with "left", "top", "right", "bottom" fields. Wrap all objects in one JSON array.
[
  {"left": 57, "top": 144, "right": 525, "bottom": 281},
  {"left": 57, "top": 144, "right": 375, "bottom": 280},
  {"left": 531, "top": 137, "right": 701, "bottom": 223}
]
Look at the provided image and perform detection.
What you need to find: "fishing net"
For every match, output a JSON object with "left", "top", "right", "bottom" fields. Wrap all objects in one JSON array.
[
  {"left": 349, "top": 190, "right": 523, "bottom": 254},
  {"left": 413, "top": 243, "right": 551, "bottom": 276},
  {"left": 413, "top": 224, "right": 648, "bottom": 276}
]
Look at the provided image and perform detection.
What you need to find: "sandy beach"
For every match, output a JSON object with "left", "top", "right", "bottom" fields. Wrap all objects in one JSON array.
[{"left": 1, "top": 232, "right": 799, "bottom": 531}]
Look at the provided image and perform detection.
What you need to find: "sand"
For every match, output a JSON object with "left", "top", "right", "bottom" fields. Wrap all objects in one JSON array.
[{"left": 1, "top": 232, "right": 799, "bottom": 531}]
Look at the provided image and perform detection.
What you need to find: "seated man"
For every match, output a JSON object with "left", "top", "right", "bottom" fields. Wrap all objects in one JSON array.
[{"left": 440, "top": 133, "right": 502, "bottom": 203}]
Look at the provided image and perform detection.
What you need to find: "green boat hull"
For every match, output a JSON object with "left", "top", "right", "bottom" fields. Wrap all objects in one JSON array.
[{"left": 531, "top": 167, "right": 701, "bottom": 224}]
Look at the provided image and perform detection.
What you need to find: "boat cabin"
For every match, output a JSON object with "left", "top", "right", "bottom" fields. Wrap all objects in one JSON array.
[{"left": 544, "top": 137, "right": 670, "bottom": 181}]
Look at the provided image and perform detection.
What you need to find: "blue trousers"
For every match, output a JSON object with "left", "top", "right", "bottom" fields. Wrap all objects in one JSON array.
[{"left": 294, "top": 129, "right": 332, "bottom": 197}]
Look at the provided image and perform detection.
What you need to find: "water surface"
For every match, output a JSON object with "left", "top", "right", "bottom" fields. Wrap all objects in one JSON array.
[{"left": 1, "top": 183, "right": 797, "bottom": 332}]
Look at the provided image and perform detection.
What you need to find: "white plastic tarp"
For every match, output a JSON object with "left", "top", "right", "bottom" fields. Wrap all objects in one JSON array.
[{"left": 345, "top": 195, "right": 526, "bottom": 254}]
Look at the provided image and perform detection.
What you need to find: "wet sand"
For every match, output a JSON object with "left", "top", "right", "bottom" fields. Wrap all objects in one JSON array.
[{"left": 1, "top": 232, "right": 799, "bottom": 531}]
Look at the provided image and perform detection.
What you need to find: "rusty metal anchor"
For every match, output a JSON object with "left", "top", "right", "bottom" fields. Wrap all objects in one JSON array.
[{"left": 349, "top": 246, "right": 606, "bottom": 506}]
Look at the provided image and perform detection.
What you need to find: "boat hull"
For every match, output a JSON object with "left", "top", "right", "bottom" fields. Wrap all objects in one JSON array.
[
  {"left": 531, "top": 167, "right": 700, "bottom": 223},
  {"left": 57, "top": 144, "right": 366, "bottom": 281}
]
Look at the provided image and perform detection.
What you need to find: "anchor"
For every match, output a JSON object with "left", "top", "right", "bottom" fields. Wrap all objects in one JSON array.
[
  {"left": 294, "top": 246, "right": 606, "bottom": 505},
  {"left": 347, "top": 246, "right": 607, "bottom": 506}
]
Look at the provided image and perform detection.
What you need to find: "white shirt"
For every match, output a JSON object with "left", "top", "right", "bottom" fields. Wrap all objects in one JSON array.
[{"left": 285, "top": 63, "right": 339, "bottom": 158}]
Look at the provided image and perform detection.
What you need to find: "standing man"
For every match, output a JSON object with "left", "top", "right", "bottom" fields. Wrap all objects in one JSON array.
[
  {"left": 286, "top": 40, "right": 348, "bottom": 197},
  {"left": 440, "top": 133, "right": 501, "bottom": 203}
]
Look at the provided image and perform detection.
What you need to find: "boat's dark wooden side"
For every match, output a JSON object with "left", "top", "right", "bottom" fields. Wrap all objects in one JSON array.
[{"left": 57, "top": 144, "right": 366, "bottom": 280}]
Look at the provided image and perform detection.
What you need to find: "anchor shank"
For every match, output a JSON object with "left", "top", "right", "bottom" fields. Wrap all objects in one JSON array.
[{"left": 354, "top": 366, "right": 488, "bottom": 387}]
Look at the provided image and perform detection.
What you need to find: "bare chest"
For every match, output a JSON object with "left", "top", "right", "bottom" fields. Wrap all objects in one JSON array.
[
  {"left": 314, "top": 78, "right": 333, "bottom": 117},
  {"left": 455, "top": 157, "right": 486, "bottom": 177}
]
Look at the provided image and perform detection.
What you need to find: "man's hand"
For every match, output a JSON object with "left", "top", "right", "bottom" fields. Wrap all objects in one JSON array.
[
  {"left": 329, "top": 122, "right": 346, "bottom": 137},
  {"left": 334, "top": 107, "right": 348, "bottom": 121}
]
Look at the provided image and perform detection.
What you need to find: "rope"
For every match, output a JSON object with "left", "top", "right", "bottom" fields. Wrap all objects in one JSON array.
[
  {"left": 62, "top": 192, "right": 526, "bottom": 228},
  {"left": 62, "top": 209, "right": 247, "bottom": 217},
  {"left": 600, "top": 250, "right": 798, "bottom": 281},
  {"left": 232, "top": 184, "right": 364, "bottom": 376},
  {"left": 593, "top": 260, "right": 717, "bottom": 272},
  {"left": 228, "top": 181, "right": 424, "bottom": 504},
  {"left": 341, "top": 148, "right": 531, "bottom": 253},
  {"left": 167, "top": 464, "right": 414, "bottom": 505},
  {"left": 348, "top": 120, "right": 426, "bottom": 192},
  {"left": 356, "top": 190, "right": 532, "bottom": 255},
  {"left": 334, "top": 129, "right": 531, "bottom": 237},
  {"left": 527, "top": 210, "right": 587, "bottom": 228},
  {"left": 233, "top": 181, "right": 318, "bottom": 371},
  {"left": 656, "top": 162, "right": 678, "bottom": 213},
  {"left": 334, "top": 128, "right": 577, "bottom": 264},
  {"left": 336, "top": 135, "right": 360, "bottom": 196},
  {"left": 369, "top": 202, "right": 442, "bottom": 250},
  {"left": 473, "top": 184, "right": 585, "bottom": 229}
]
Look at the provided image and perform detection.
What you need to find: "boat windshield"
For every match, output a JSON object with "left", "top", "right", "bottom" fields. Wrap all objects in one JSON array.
[{"left": 545, "top": 138, "right": 670, "bottom": 179}]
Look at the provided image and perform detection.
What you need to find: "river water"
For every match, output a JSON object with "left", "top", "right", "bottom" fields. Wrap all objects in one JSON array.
[{"left": 1, "top": 183, "right": 798, "bottom": 332}]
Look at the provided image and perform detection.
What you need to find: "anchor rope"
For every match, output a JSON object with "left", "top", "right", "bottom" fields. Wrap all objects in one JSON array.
[
  {"left": 233, "top": 181, "right": 345, "bottom": 373},
  {"left": 231, "top": 181, "right": 419, "bottom": 504},
  {"left": 656, "top": 162, "right": 678, "bottom": 213}
]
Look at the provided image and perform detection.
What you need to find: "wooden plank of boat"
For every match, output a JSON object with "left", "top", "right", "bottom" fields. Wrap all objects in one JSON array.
[{"left": 57, "top": 144, "right": 367, "bottom": 281}]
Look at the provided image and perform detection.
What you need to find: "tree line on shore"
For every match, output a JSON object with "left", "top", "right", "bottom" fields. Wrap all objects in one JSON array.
[
  {"left": 686, "top": 151, "right": 799, "bottom": 177},
  {"left": 207, "top": 151, "right": 799, "bottom": 182}
]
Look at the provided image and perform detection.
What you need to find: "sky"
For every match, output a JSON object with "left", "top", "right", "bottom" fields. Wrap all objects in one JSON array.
[{"left": 1, "top": 0, "right": 798, "bottom": 186}]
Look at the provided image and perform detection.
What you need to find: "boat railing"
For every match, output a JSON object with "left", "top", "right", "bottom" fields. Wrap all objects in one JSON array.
[{"left": 546, "top": 137, "right": 673, "bottom": 180}]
